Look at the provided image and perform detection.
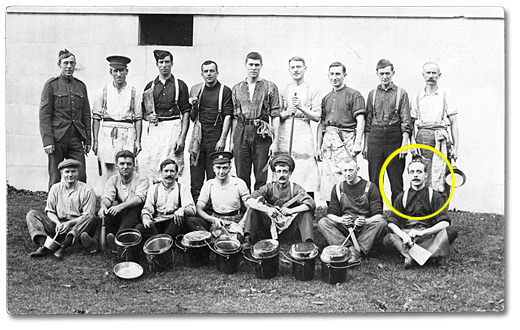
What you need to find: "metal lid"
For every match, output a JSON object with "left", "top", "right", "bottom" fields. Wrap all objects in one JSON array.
[
  {"left": 114, "top": 261, "right": 144, "bottom": 280},
  {"left": 143, "top": 234, "right": 173, "bottom": 254},
  {"left": 290, "top": 242, "right": 319, "bottom": 260},
  {"left": 320, "top": 245, "right": 349, "bottom": 263},
  {"left": 181, "top": 230, "right": 212, "bottom": 247},
  {"left": 252, "top": 239, "right": 280, "bottom": 259}
]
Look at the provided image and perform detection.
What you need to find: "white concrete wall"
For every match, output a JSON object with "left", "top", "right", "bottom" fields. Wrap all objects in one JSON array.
[{"left": 5, "top": 7, "right": 504, "bottom": 213}]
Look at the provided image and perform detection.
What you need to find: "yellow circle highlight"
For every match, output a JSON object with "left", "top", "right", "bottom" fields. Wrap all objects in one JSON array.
[{"left": 379, "top": 144, "right": 455, "bottom": 221}]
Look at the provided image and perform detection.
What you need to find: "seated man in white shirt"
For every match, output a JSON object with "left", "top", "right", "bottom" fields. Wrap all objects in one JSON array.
[
  {"left": 186, "top": 151, "right": 250, "bottom": 242},
  {"left": 136, "top": 159, "right": 196, "bottom": 242}
]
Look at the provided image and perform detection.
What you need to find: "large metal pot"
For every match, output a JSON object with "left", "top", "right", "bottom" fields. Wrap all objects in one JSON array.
[
  {"left": 209, "top": 235, "right": 242, "bottom": 274},
  {"left": 115, "top": 229, "right": 142, "bottom": 263},
  {"left": 143, "top": 234, "right": 174, "bottom": 272},
  {"left": 243, "top": 239, "right": 280, "bottom": 279},
  {"left": 283, "top": 242, "right": 319, "bottom": 281},
  {"left": 175, "top": 231, "right": 212, "bottom": 268},
  {"left": 320, "top": 245, "right": 350, "bottom": 284}
]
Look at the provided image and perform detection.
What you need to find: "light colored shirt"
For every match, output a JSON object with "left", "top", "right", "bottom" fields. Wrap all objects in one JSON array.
[
  {"left": 101, "top": 173, "right": 149, "bottom": 205},
  {"left": 92, "top": 83, "right": 143, "bottom": 121},
  {"left": 281, "top": 80, "right": 321, "bottom": 119},
  {"left": 45, "top": 181, "right": 96, "bottom": 221},
  {"left": 411, "top": 87, "right": 457, "bottom": 128},
  {"left": 198, "top": 176, "right": 249, "bottom": 214},
  {"left": 141, "top": 182, "right": 195, "bottom": 222}
]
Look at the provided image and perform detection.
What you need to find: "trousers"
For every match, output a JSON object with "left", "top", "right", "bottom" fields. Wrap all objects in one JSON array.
[
  {"left": 367, "top": 126, "right": 405, "bottom": 205},
  {"left": 190, "top": 126, "right": 222, "bottom": 201},
  {"left": 243, "top": 209, "right": 314, "bottom": 244},
  {"left": 233, "top": 123, "right": 271, "bottom": 191},
  {"left": 48, "top": 125, "right": 87, "bottom": 189},
  {"left": 104, "top": 205, "right": 143, "bottom": 236},
  {"left": 317, "top": 214, "right": 387, "bottom": 254},
  {"left": 26, "top": 210, "right": 98, "bottom": 246}
]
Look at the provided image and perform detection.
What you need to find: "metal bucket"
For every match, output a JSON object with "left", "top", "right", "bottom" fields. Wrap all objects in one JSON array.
[
  {"left": 320, "top": 245, "right": 349, "bottom": 284},
  {"left": 286, "top": 242, "right": 319, "bottom": 281},
  {"left": 210, "top": 236, "right": 242, "bottom": 274},
  {"left": 143, "top": 234, "right": 174, "bottom": 272},
  {"left": 175, "top": 232, "right": 211, "bottom": 268},
  {"left": 43, "top": 235, "right": 61, "bottom": 252},
  {"left": 115, "top": 229, "right": 142, "bottom": 263},
  {"left": 243, "top": 239, "right": 280, "bottom": 279}
]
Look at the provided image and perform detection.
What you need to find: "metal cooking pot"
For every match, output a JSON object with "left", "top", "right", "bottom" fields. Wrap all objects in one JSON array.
[
  {"left": 445, "top": 160, "right": 466, "bottom": 188},
  {"left": 208, "top": 235, "right": 242, "bottom": 274},
  {"left": 320, "top": 245, "right": 350, "bottom": 284},
  {"left": 115, "top": 228, "right": 142, "bottom": 263},
  {"left": 143, "top": 234, "right": 174, "bottom": 272},
  {"left": 114, "top": 261, "right": 144, "bottom": 280},
  {"left": 281, "top": 242, "right": 319, "bottom": 281},
  {"left": 175, "top": 231, "right": 212, "bottom": 268},
  {"left": 179, "top": 230, "right": 212, "bottom": 247},
  {"left": 243, "top": 239, "right": 280, "bottom": 279}
]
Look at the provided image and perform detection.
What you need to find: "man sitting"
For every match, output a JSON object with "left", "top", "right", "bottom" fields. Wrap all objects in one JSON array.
[
  {"left": 317, "top": 156, "right": 387, "bottom": 266},
  {"left": 98, "top": 150, "right": 149, "bottom": 251},
  {"left": 242, "top": 154, "right": 315, "bottom": 248},
  {"left": 186, "top": 151, "right": 249, "bottom": 242},
  {"left": 26, "top": 159, "right": 98, "bottom": 259},
  {"left": 136, "top": 159, "right": 196, "bottom": 242},
  {"left": 384, "top": 156, "right": 458, "bottom": 268}
]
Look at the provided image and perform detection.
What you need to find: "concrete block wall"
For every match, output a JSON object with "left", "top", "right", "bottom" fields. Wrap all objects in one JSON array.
[{"left": 5, "top": 7, "right": 504, "bottom": 213}]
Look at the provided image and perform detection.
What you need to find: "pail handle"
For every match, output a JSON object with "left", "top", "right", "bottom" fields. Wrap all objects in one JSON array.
[
  {"left": 174, "top": 234, "right": 187, "bottom": 252},
  {"left": 280, "top": 251, "right": 304, "bottom": 266},
  {"left": 208, "top": 243, "right": 230, "bottom": 259},
  {"left": 242, "top": 249, "right": 261, "bottom": 265},
  {"left": 325, "top": 262, "right": 350, "bottom": 269}
]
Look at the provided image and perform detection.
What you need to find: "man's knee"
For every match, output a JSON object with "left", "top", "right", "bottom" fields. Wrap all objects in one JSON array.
[
  {"left": 26, "top": 209, "right": 39, "bottom": 221},
  {"left": 317, "top": 217, "right": 333, "bottom": 230},
  {"left": 446, "top": 226, "right": 458, "bottom": 245}
]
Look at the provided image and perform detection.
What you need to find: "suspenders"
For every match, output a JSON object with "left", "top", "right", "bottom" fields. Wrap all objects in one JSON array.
[
  {"left": 101, "top": 84, "right": 136, "bottom": 120},
  {"left": 197, "top": 83, "right": 224, "bottom": 126},
  {"left": 371, "top": 86, "right": 402, "bottom": 123}
]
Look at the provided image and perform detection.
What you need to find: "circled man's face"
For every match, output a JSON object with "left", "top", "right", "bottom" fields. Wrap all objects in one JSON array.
[{"left": 408, "top": 162, "right": 427, "bottom": 190}]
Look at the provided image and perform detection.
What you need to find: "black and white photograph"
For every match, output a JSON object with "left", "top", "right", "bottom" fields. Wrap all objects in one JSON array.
[{"left": 1, "top": 0, "right": 513, "bottom": 327}]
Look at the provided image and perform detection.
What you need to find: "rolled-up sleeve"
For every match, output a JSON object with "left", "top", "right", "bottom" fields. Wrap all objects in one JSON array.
[
  {"left": 180, "top": 184, "right": 196, "bottom": 214},
  {"left": 134, "top": 175, "right": 150, "bottom": 203}
]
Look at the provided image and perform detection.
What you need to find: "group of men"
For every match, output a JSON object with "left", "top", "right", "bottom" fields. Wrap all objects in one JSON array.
[{"left": 26, "top": 48, "right": 459, "bottom": 269}]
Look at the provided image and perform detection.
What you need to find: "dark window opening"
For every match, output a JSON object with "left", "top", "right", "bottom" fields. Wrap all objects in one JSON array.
[{"left": 139, "top": 14, "right": 193, "bottom": 46}]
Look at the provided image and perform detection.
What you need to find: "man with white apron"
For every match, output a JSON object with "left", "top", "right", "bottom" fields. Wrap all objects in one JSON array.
[
  {"left": 140, "top": 50, "right": 191, "bottom": 183},
  {"left": 411, "top": 62, "right": 459, "bottom": 201},
  {"left": 92, "top": 55, "right": 142, "bottom": 184},
  {"left": 318, "top": 156, "right": 387, "bottom": 266},
  {"left": 316, "top": 62, "right": 366, "bottom": 204},
  {"left": 384, "top": 157, "right": 458, "bottom": 268},
  {"left": 277, "top": 56, "right": 321, "bottom": 198}
]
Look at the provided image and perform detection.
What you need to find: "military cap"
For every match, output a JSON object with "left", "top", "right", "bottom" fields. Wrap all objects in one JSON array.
[
  {"left": 210, "top": 151, "right": 234, "bottom": 164},
  {"left": 270, "top": 154, "right": 295, "bottom": 172},
  {"left": 57, "top": 159, "right": 82, "bottom": 170},
  {"left": 106, "top": 55, "right": 131, "bottom": 69},
  {"left": 58, "top": 49, "right": 75, "bottom": 62},
  {"left": 376, "top": 59, "right": 393, "bottom": 70}
]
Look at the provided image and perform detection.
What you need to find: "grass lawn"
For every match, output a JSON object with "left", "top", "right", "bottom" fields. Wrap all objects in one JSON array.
[{"left": 6, "top": 186, "right": 505, "bottom": 314}]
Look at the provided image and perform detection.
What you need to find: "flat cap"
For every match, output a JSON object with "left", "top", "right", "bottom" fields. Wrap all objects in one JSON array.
[
  {"left": 210, "top": 151, "right": 234, "bottom": 164},
  {"left": 376, "top": 59, "right": 393, "bottom": 70},
  {"left": 270, "top": 154, "right": 295, "bottom": 172},
  {"left": 106, "top": 55, "right": 131, "bottom": 69},
  {"left": 57, "top": 159, "right": 82, "bottom": 170}
]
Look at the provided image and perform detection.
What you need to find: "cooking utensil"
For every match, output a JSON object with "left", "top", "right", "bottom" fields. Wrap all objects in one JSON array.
[
  {"left": 408, "top": 239, "right": 432, "bottom": 266},
  {"left": 113, "top": 261, "right": 143, "bottom": 280}
]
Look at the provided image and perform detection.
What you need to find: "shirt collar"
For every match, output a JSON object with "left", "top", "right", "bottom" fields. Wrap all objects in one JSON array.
[
  {"left": 378, "top": 82, "right": 396, "bottom": 92},
  {"left": 332, "top": 85, "right": 347, "bottom": 92},
  {"left": 59, "top": 74, "right": 74, "bottom": 83},
  {"left": 155, "top": 75, "right": 175, "bottom": 84},
  {"left": 419, "top": 86, "right": 442, "bottom": 98},
  {"left": 243, "top": 77, "right": 264, "bottom": 84}
]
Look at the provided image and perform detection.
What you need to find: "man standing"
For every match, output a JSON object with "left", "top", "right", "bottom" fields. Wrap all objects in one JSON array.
[
  {"left": 411, "top": 62, "right": 459, "bottom": 200},
  {"left": 316, "top": 62, "right": 366, "bottom": 203},
  {"left": 92, "top": 55, "right": 143, "bottom": 183},
  {"left": 26, "top": 159, "right": 98, "bottom": 259},
  {"left": 39, "top": 49, "right": 91, "bottom": 189},
  {"left": 141, "top": 50, "right": 191, "bottom": 183},
  {"left": 383, "top": 157, "right": 458, "bottom": 268},
  {"left": 363, "top": 59, "right": 411, "bottom": 204},
  {"left": 189, "top": 60, "right": 233, "bottom": 201},
  {"left": 318, "top": 157, "right": 387, "bottom": 266},
  {"left": 98, "top": 150, "right": 149, "bottom": 250},
  {"left": 136, "top": 159, "right": 196, "bottom": 242},
  {"left": 277, "top": 56, "right": 321, "bottom": 198},
  {"left": 231, "top": 51, "right": 281, "bottom": 191},
  {"left": 242, "top": 154, "right": 316, "bottom": 248},
  {"left": 186, "top": 151, "right": 250, "bottom": 242}
]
